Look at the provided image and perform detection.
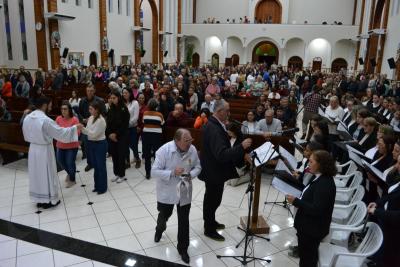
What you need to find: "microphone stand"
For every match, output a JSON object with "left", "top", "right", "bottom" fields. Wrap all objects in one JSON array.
[
  {"left": 263, "top": 145, "right": 295, "bottom": 218},
  {"left": 217, "top": 150, "right": 273, "bottom": 265}
]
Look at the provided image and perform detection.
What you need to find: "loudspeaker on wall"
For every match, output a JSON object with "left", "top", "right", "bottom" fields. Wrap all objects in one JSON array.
[
  {"left": 388, "top": 58, "right": 396, "bottom": 69},
  {"left": 62, "top": 47, "right": 69, "bottom": 58},
  {"left": 358, "top": 57, "right": 364, "bottom": 65}
]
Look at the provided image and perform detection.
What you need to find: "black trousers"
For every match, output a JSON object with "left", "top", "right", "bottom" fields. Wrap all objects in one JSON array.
[
  {"left": 297, "top": 232, "right": 322, "bottom": 267},
  {"left": 142, "top": 132, "right": 162, "bottom": 176},
  {"left": 203, "top": 182, "right": 224, "bottom": 233},
  {"left": 156, "top": 202, "right": 191, "bottom": 252},
  {"left": 109, "top": 131, "right": 128, "bottom": 177}
]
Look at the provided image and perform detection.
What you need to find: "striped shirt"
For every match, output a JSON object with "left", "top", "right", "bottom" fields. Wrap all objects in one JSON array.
[{"left": 143, "top": 111, "right": 164, "bottom": 133}]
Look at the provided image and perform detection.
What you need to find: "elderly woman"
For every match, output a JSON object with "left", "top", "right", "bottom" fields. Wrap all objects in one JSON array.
[{"left": 287, "top": 150, "right": 337, "bottom": 267}]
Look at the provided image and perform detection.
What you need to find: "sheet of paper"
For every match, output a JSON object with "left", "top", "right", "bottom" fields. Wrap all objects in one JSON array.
[
  {"left": 365, "top": 146, "right": 378, "bottom": 160},
  {"left": 362, "top": 159, "right": 386, "bottom": 182},
  {"left": 337, "top": 121, "right": 349, "bottom": 133},
  {"left": 276, "top": 159, "right": 291, "bottom": 173},
  {"left": 279, "top": 146, "right": 297, "bottom": 170},
  {"left": 318, "top": 108, "right": 325, "bottom": 117},
  {"left": 252, "top": 141, "right": 278, "bottom": 167},
  {"left": 346, "top": 144, "right": 364, "bottom": 157},
  {"left": 294, "top": 135, "right": 307, "bottom": 145},
  {"left": 349, "top": 151, "right": 363, "bottom": 166},
  {"left": 272, "top": 177, "right": 302, "bottom": 198}
]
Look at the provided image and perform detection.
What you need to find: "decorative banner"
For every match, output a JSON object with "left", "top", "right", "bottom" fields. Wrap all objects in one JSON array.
[{"left": 51, "top": 31, "right": 61, "bottom": 48}]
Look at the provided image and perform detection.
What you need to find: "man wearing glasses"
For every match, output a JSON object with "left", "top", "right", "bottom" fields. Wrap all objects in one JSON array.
[{"left": 151, "top": 128, "right": 201, "bottom": 264}]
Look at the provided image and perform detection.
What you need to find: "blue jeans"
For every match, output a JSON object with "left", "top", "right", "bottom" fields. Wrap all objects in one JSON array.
[
  {"left": 88, "top": 140, "right": 108, "bottom": 193},
  {"left": 82, "top": 134, "right": 93, "bottom": 167},
  {"left": 56, "top": 148, "right": 78, "bottom": 182},
  {"left": 128, "top": 127, "right": 140, "bottom": 161}
]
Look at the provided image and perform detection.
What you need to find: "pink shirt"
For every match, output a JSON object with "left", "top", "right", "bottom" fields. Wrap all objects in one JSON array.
[
  {"left": 55, "top": 116, "right": 80, "bottom": 149},
  {"left": 205, "top": 84, "right": 220, "bottom": 95}
]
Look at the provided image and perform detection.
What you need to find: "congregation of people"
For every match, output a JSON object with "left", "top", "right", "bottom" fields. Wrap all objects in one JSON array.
[{"left": 1, "top": 62, "right": 400, "bottom": 266}]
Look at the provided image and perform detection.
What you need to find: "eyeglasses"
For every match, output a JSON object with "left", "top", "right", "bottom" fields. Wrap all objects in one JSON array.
[
  {"left": 183, "top": 138, "right": 194, "bottom": 143},
  {"left": 61, "top": 107, "right": 68, "bottom": 110}
]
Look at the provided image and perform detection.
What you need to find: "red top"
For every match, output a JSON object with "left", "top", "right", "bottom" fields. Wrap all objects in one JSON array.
[
  {"left": 55, "top": 116, "right": 80, "bottom": 149},
  {"left": 1, "top": 82, "right": 12, "bottom": 97}
]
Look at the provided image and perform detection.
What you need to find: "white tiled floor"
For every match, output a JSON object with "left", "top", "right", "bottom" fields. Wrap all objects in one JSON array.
[{"left": 0, "top": 150, "right": 301, "bottom": 267}]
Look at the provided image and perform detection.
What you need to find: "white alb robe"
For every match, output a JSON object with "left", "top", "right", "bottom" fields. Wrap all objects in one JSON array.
[{"left": 22, "top": 110, "right": 78, "bottom": 203}]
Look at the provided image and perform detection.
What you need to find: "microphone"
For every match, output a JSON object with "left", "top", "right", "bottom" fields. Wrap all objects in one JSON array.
[
  {"left": 278, "top": 127, "right": 300, "bottom": 135},
  {"left": 250, "top": 150, "right": 261, "bottom": 164},
  {"left": 231, "top": 119, "right": 244, "bottom": 125}
]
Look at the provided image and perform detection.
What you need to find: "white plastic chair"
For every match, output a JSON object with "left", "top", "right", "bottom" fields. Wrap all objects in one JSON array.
[
  {"left": 329, "top": 201, "right": 367, "bottom": 248},
  {"left": 334, "top": 171, "right": 363, "bottom": 188},
  {"left": 336, "top": 161, "right": 358, "bottom": 176},
  {"left": 335, "top": 185, "right": 365, "bottom": 205},
  {"left": 318, "top": 222, "right": 383, "bottom": 267}
]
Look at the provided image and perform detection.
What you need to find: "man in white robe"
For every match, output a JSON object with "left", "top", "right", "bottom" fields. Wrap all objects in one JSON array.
[{"left": 22, "top": 97, "right": 82, "bottom": 208}]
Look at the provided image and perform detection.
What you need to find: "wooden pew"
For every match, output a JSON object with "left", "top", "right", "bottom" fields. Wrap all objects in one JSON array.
[{"left": 0, "top": 122, "right": 29, "bottom": 164}]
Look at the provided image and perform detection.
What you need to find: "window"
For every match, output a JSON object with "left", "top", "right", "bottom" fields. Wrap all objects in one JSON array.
[
  {"left": 118, "top": 0, "right": 122, "bottom": 14},
  {"left": 3, "top": 0, "right": 12, "bottom": 60},
  {"left": 126, "top": 0, "right": 131, "bottom": 16},
  {"left": 88, "top": 0, "right": 93, "bottom": 8},
  {"left": 61, "top": 0, "right": 68, "bottom": 3},
  {"left": 75, "top": 0, "right": 81, "bottom": 6},
  {"left": 18, "top": 0, "right": 28, "bottom": 60},
  {"left": 108, "top": 0, "right": 113, "bottom": 13}
]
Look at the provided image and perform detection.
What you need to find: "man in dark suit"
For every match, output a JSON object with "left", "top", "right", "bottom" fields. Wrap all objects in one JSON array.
[
  {"left": 199, "top": 99, "right": 252, "bottom": 241},
  {"left": 287, "top": 150, "right": 336, "bottom": 267}
]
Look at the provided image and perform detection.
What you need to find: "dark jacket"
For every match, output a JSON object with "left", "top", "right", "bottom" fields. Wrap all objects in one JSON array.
[
  {"left": 105, "top": 104, "right": 130, "bottom": 138},
  {"left": 78, "top": 96, "right": 106, "bottom": 121},
  {"left": 199, "top": 116, "right": 245, "bottom": 184},
  {"left": 373, "top": 179, "right": 400, "bottom": 266},
  {"left": 293, "top": 175, "right": 336, "bottom": 239}
]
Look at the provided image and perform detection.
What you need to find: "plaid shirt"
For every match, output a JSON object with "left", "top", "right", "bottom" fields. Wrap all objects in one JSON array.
[{"left": 303, "top": 92, "right": 322, "bottom": 113}]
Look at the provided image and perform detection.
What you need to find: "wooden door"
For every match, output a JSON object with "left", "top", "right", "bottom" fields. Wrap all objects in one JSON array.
[
  {"left": 192, "top": 53, "right": 199, "bottom": 67},
  {"left": 312, "top": 58, "right": 322, "bottom": 71},
  {"left": 331, "top": 58, "right": 348, "bottom": 73},
  {"left": 232, "top": 54, "right": 240, "bottom": 66},
  {"left": 255, "top": 0, "right": 282, "bottom": 24}
]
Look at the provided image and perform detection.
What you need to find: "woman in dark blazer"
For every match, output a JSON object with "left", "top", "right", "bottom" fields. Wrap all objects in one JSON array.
[
  {"left": 287, "top": 150, "right": 337, "bottom": 267},
  {"left": 367, "top": 155, "right": 400, "bottom": 267}
]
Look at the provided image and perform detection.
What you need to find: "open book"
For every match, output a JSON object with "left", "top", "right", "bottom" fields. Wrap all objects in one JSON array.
[
  {"left": 251, "top": 141, "right": 279, "bottom": 167},
  {"left": 362, "top": 159, "right": 387, "bottom": 182}
]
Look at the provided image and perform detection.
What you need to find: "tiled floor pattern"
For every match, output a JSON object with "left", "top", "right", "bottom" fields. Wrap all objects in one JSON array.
[{"left": 0, "top": 153, "right": 300, "bottom": 267}]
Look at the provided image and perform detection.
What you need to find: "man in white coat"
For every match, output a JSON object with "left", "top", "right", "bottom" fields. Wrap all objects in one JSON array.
[
  {"left": 151, "top": 128, "right": 201, "bottom": 264},
  {"left": 22, "top": 97, "right": 83, "bottom": 209}
]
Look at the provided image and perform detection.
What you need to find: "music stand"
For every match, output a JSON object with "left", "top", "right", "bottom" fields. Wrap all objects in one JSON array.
[
  {"left": 263, "top": 147, "right": 295, "bottom": 218},
  {"left": 216, "top": 147, "right": 274, "bottom": 265}
]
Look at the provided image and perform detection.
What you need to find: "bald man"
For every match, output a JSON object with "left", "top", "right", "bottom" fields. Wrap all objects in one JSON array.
[
  {"left": 152, "top": 129, "right": 201, "bottom": 264},
  {"left": 166, "top": 103, "right": 192, "bottom": 127}
]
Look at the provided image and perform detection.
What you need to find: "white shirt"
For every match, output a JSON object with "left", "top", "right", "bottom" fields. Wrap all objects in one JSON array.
[
  {"left": 325, "top": 105, "right": 344, "bottom": 134},
  {"left": 69, "top": 98, "right": 81, "bottom": 108},
  {"left": 151, "top": 141, "right": 202, "bottom": 205},
  {"left": 126, "top": 100, "right": 139, "bottom": 128},
  {"left": 200, "top": 101, "right": 215, "bottom": 113},
  {"left": 81, "top": 115, "right": 106, "bottom": 141}
]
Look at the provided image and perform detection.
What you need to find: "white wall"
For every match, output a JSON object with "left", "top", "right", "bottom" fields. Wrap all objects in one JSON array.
[
  {"left": 332, "top": 40, "right": 356, "bottom": 69},
  {"left": 288, "top": 0, "right": 354, "bottom": 25},
  {"left": 283, "top": 38, "right": 305, "bottom": 65},
  {"left": 0, "top": 0, "right": 38, "bottom": 69},
  {"left": 141, "top": 0, "right": 153, "bottom": 63},
  {"left": 381, "top": 2, "right": 400, "bottom": 78},
  {"left": 225, "top": 37, "right": 244, "bottom": 63},
  {"left": 204, "top": 36, "right": 223, "bottom": 64},
  {"left": 58, "top": 0, "right": 100, "bottom": 66},
  {"left": 107, "top": 0, "right": 135, "bottom": 65},
  {"left": 306, "top": 38, "right": 331, "bottom": 68},
  {"left": 196, "top": 0, "right": 248, "bottom": 23}
]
